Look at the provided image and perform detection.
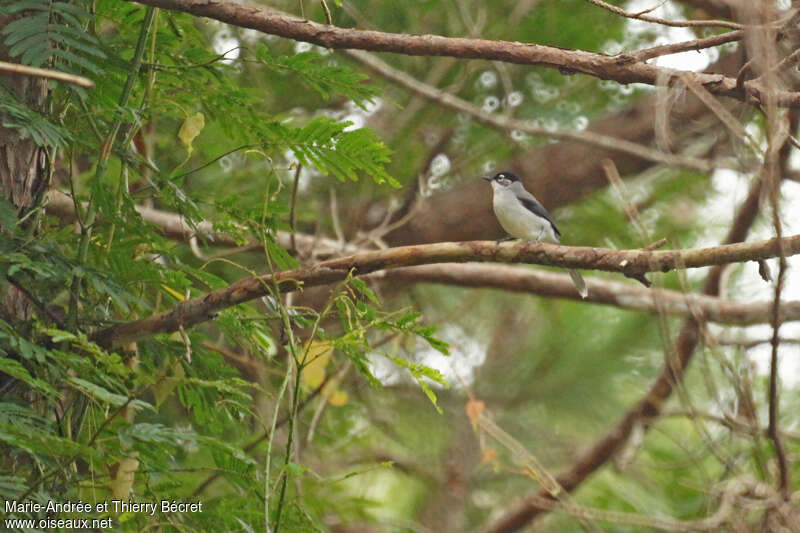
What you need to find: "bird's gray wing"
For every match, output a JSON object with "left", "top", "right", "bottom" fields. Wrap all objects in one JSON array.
[{"left": 515, "top": 188, "right": 561, "bottom": 239}]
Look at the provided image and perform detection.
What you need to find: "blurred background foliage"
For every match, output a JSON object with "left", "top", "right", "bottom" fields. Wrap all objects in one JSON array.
[{"left": 0, "top": 0, "right": 797, "bottom": 531}]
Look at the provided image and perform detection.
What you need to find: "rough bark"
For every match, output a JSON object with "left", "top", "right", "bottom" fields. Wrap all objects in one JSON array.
[
  {"left": 91, "top": 233, "right": 800, "bottom": 349},
  {"left": 373, "top": 263, "right": 800, "bottom": 325},
  {"left": 0, "top": 16, "right": 50, "bottom": 321},
  {"left": 0, "top": 79, "right": 48, "bottom": 216},
  {"left": 126, "top": 0, "right": 798, "bottom": 104}
]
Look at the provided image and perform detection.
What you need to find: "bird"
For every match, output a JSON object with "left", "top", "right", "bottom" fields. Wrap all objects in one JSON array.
[{"left": 483, "top": 171, "right": 588, "bottom": 298}]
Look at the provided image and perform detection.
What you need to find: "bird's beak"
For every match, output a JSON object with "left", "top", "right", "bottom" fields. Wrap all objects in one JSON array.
[{"left": 481, "top": 175, "right": 492, "bottom": 182}]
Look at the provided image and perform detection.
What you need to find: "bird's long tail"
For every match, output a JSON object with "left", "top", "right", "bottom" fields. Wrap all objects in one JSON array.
[{"left": 568, "top": 269, "right": 588, "bottom": 299}]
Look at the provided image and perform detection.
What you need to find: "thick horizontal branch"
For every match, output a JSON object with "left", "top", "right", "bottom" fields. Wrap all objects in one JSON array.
[
  {"left": 127, "top": 0, "right": 800, "bottom": 106},
  {"left": 372, "top": 264, "right": 800, "bottom": 325},
  {"left": 91, "top": 235, "right": 800, "bottom": 348},
  {"left": 50, "top": 192, "right": 800, "bottom": 326}
]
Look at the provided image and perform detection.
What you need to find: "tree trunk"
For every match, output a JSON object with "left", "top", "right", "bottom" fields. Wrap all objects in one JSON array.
[{"left": 0, "top": 18, "right": 50, "bottom": 321}]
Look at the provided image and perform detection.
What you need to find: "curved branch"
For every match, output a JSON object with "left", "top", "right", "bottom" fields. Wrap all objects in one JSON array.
[
  {"left": 372, "top": 264, "right": 800, "bottom": 325},
  {"left": 126, "top": 0, "right": 800, "bottom": 106},
  {"left": 91, "top": 234, "right": 800, "bottom": 348},
  {"left": 584, "top": 0, "right": 743, "bottom": 29}
]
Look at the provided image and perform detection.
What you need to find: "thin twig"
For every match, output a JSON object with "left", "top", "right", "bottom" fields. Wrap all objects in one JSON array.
[
  {"left": 190, "top": 375, "right": 328, "bottom": 498},
  {"left": 601, "top": 159, "right": 649, "bottom": 240},
  {"left": 602, "top": 159, "right": 655, "bottom": 286},
  {"left": 305, "top": 361, "right": 351, "bottom": 446},
  {"left": 583, "top": 0, "right": 743, "bottom": 29},
  {"left": 663, "top": 409, "right": 800, "bottom": 441},
  {"left": 623, "top": 31, "right": 743, "bottom": 62},
  {"left": 679, "top": 72, "right": 760, "bottom": 153},
  {"left": 765, "top": 105, "right": 793, "bottom": 503},
  {"left": 0, "top": 60, "right": 95, "bottom": 88},
  {"left": 6, "top": 276, "right": 65, "bottom": 328},
  {"left": 67, "top": 6, "right": 157, "bottom": 331},
  {"left": 329, "top": 187, "right": 345, "bottom": 244},
  {"left": 289, "top": 164, "right": 302, "bottom": 254},
  {"left": 714, "top": 335, "right": 800, "bottom": 348},
  {"left": 319, "top": 0, "right": 332, "bottom": 24},
  {"left": 19, "top": 395, "right": 137, "bottom": 501}
]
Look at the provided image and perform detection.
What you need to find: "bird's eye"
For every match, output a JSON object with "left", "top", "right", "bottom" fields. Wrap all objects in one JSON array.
[{"left": 498, "top": 177, "right": 510, "bottom": 185}]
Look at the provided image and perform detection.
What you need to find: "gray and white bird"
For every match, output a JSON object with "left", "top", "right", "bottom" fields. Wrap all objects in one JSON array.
[{"left": 483, "top": 171, "right": 588, "bottom": 298}]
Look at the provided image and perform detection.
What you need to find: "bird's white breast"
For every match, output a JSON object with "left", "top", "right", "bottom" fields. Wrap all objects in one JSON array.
[{"left": 491, "top": 183, "right": 559, "bottom": 243}]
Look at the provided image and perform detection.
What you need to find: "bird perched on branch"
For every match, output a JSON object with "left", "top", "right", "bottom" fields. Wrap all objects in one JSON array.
[{"left": 483, "top": 171, "right": 588, "bottom": 298}]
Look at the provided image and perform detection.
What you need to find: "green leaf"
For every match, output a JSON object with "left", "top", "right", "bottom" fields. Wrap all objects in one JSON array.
[
  {"left": 385, "top": 354, "right": 448, "bottom": 413},
  {"left": 120, "top": 423, "right": 196, "bottom": 447},
  {"left": 0, "top": 358, "right": 57, "bottom": 396},
  {"left": 0, "top": 92, "right": 71, "bottom": 148},
  {"left": 257, "top": 117, "right": 395, "bottom": 186},
  {"left": 255, "top": 45, "right": 380, "bottom": 108},
  {"left": 41, "top": 328, "right": 77, "bottom": 343},
  {"left": 0, "top": 475, "right": 27, "bottom": 500},
  {"left": 67, "top": 377, "right": 154, "bottom": 412},
  {"left": 0, "top": 421, "right": 91, "bottom": 458},
  {"left": 264, "top": 234, "right": 299, "bottom": 270}
]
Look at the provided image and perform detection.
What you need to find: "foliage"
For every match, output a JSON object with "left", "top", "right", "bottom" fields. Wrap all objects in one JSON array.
[
  {"left": 1, "top": 0, "right": 105, "bottom": 76},
  {"left": 0, "top": 0, "right": 797, "bottom": 532},
  {"left": 0, "top": 0, "right": 428, "bottom": 529}
]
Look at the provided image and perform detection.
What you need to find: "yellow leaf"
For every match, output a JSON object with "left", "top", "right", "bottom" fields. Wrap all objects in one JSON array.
[
  {"left": 327, "top": 388, "right": 348, "bottom": 406},
  {"left": 301, "top": 340, "right": 332, "bottom": 389},
  {"left": 178, "top": 112, "right": 205, "bottom": 154},
  {"left": 111, "top": 455, "right": 139, "bottom": 499},
  {"left": 160, "top": 284, "right": 184, "bottom": 301}
]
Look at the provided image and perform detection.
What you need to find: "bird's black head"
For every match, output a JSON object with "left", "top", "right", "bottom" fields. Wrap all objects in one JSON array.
[{"left": 482, "top": 171, "right": 520, "bottom": 187}]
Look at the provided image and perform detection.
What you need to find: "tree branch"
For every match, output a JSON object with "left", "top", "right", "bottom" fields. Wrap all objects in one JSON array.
[
  {"left": 126, "top": 0, "right": 800, "bottom": 106},
  {"left": 386, "top": 50, "right": 749, "bottom": 246},
  {"left": 91, "top": 234, "right": 800, "bottom": 349},
  {"left": 371, "top": 264, "right": 800, "bottom": 325},
  {"left": 46, "top": 190, "right": 361, "bottom": 258},
  {"left": 345, "top": 49, "right": 714, "bottom": 172},
  {"left": 0, "top": 60, "right": 95, "bottom": 88},
  {"left": 584, "top": 0, "right": 743, "bottom": 29},
  {"left": 623, "top": 30, "right": 743, "bottom": 62},
  {"left": 49, "top": 191, "right": 800, "bottom": 327}
]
